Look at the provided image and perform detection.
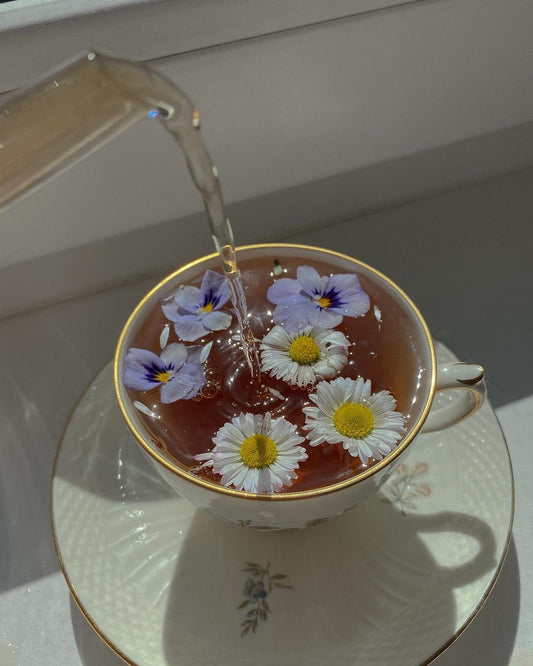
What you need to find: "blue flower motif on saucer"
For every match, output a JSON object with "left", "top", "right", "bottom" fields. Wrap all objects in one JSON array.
[
  {"left": 244, "top": 578, "right": 267, "bottom": 601},
  {"left": 238, "top": 562, "right": 293, "bottom": 636},
  {"left": 162, "top": 269, "right": 232, "bottom": 341},
  {"left": 267, "top": 265, "right": 370, "bottom": 331},
  {"left": 123, "top": 343, "right": 205, "bottom": 403}
]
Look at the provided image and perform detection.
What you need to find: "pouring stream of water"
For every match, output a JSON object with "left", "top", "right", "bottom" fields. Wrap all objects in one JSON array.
[{"left": 0, "top": 51, "right": 262, "bottom": 382}]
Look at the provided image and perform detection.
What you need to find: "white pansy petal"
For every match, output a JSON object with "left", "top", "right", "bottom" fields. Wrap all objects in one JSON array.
[
  {"left": 296, "top": 265, "right": 323, "bottom": 296},
  {"left": 173, "top": 316, "right": 208, "bottom": 342},
  {"left": 173, "top": 285, "right": 201, "bottom": 311},
  {"left": 308, "top": 306, "right": 342, "bottom": 328},
  {"left": 202, "top": 310, "right": 232, "bottom": 331},
  {"left": 200, "top": 341, "right": 213, "bottom": 363},
  {"left": 133, "top": 401, "right": 155, "bottom": 417},
  {"left": 307, "top": 307, "right": 343, "bottom": 329},
  {"left": 272, "top": 302, "right": 312, "bottom": 331},
  {"left": 161, "top": 300, "right": 179, "bottom": 322},
  {"left": 160, "top": 342, "right": 188, "bottom": 368},
  {"left": 159, "top": 324, "right": 170, "bottom": 349},
  {"left": 267, "top": 277, "right": 305, "bottom": 304}
]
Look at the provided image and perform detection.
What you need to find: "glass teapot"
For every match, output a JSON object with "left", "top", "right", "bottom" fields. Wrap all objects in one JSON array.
[{"left": 0, "top": 51, "right": 235, "bottom": 259}]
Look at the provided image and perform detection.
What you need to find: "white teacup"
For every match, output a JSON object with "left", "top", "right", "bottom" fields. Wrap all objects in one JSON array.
[{"left": 114, "top": 244, "right": 485, "bottom": 530}]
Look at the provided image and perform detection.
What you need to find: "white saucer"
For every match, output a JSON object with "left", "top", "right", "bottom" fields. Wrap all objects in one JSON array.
[{"left": 51, "top": 342, "right": 514, "bottom": 666}]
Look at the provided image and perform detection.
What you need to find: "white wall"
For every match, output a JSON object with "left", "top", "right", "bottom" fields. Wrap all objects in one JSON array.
[{"left": 0, "top": 0, "right": 532, "bottom": 313}]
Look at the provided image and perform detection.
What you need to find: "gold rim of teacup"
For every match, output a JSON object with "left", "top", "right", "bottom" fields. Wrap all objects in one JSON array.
[{"left": 113, "top": 243, "right": 437, "bottom": 501}]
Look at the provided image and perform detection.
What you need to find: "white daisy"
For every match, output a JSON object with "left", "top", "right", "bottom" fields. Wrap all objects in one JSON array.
[
  {"left": 303, "top": 376, "right": 405, "bottom": 465},
  {"left": 195, "top": 413, "right": 308, "bottom": 494},
  {"left": 260, "top": 325, "right": 350, "bottom": 388}
]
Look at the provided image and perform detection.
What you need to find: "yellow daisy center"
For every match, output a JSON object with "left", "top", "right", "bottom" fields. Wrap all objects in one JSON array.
[
  {"left": 240, "top": 433, "right": 278, "bottom": 469},
  {"left": 333, "top": 403, "right": 375, "bottom": 439},
  {"left": 315, "top": 296, "right": 331, "bottom": 308},
  {"left": 154, "top": 371, "right": 172, "bottom": 383},
  {"left": 202, "top": 302, "right": 214, "bottom": 313},
  {"left": 289, "top": 335, "right": 321, "bottom": 365}
]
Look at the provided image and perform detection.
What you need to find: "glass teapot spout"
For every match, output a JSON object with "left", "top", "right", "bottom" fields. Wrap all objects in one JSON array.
[
  {"left": 0, "top": 52, "right": 170, "bottom": 209},
  {"left": 0, "top": 49, "right": 258, "bottom": 373},
  {"left": 0, "top": 50, "right": 234, "bottom": 256}
]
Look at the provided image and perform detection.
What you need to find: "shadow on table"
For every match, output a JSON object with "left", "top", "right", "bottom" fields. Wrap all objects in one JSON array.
[
  {"left": 58, "top": 365, "right": 518, "bottom": 664},
  {"left": 66, "top": 505, "right": 518, "bottom": 666},
  {"left": 434, "top": 537, "right": 520, "bottom": 665},
  {"left": 158, "top": 499, "right": 509, "bottom": 666}
]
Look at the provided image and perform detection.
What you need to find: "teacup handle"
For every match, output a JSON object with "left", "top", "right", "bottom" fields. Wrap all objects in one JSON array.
[{"left": 421, "top": 363, "right": 486, "bottom": 433}]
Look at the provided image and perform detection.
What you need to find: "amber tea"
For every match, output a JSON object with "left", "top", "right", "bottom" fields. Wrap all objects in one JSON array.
[{"left": 124, "top": 246, "right": 427, "bottom": 493}]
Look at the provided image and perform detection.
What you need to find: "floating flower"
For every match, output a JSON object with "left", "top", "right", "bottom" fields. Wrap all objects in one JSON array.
[
  {"left": 303, "top": 376, "right": 405, "bottom": 465},
  {"left": 260, "top": 325, "right": 350, "bottom": 387},
  {"left": 123, "top": 343, "right": 205, "bottom": 403},
  {"left": 267, "top": 265, "right": 370, "bottom": 332},
  {"left": 162, "top": 269, "right": 232, "bottom": 341},
  {"left": 195, "top": 413, "right": 308, "bottom": 493}
]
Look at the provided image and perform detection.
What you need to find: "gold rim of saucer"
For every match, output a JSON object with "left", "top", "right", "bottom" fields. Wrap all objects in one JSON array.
[
  {"left": 50, "top": 358, "right": 138, "bottom": 666},
  {"left": 113, "top": 243, "right": 437, "bottom": 501}
]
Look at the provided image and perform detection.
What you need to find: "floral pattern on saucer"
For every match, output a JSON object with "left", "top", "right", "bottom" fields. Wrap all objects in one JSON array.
[
  {"left": 239, "top": 562, "right": 293, "bottom": 636},
  {"left": 382, "top": 462, "right": 431, "bottom": 514}
]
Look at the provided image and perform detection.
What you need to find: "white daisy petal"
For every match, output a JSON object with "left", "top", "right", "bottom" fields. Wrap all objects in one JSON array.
[
  {"left": 304, "top": 376, "right": 405, "bottom": 465},
  {"left": 260, "top": 325, "right": 349, "bottom": 388},
  {"left": 195, "top": 412, "right": 308, "bottom": 494}
]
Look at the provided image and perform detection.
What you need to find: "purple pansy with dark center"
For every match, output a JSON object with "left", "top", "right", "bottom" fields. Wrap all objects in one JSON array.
[
  {"left": 123, "top": 343, "right": 205, "bottom": 403},
  {"left": 162, "top": 270, "right": 232, "bottom": 342},
  {"left": 267, "top": 265, "right": 370, "bottom": 331}
]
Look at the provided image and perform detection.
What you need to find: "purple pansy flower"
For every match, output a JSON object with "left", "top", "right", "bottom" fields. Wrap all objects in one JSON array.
[
  {"left": 267, "top": 265, "right": 370, "bottom": 331},
  {"left": 123, "top": 343, "right": 205, "bottom": 403},
  {"left": 162, "top": 270, "right": 232, "bottom": 342}
]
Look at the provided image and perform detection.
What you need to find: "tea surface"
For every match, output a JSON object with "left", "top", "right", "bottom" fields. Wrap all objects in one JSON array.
[{"left": 126, "top": 250, "right": 425, "bottom": 492}]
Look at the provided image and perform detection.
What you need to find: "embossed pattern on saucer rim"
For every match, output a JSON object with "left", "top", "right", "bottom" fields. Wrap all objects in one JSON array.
[{"left": 51, "top": 341, "right": 514, "bottom": 666}]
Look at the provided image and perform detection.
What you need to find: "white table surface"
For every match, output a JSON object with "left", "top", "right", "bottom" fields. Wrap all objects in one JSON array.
[{"left": 1, "top": 170, "right": 532, "bottom": 664}]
